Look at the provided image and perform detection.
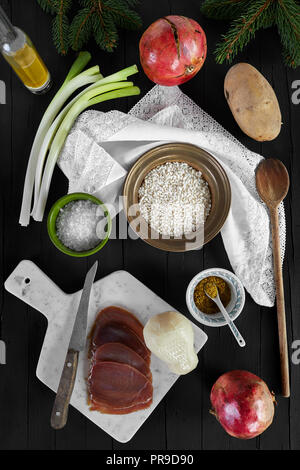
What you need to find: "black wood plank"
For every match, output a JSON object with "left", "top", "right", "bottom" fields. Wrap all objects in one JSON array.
[
  {"left": 199, "top": 15, "right": 263, "bottom": 451},
  {"left": 113, "top": 239, "right": 168, "bottom": 451},
  {"left": 162, "top": 0, "right": 205, "bottom": 451},
  {"left": 257, "top": 27, "right": 291, "bottom": 451},
  {"left": 112, "top": 0, "right": 171, "bottom": 451},
  {"left": 286, "top": 63, "right": 300, "bottom": 451},
  {"left": 164, "top": 251, "right": 205, "bottom": 450},
  {"left": 0, "top": 0, "right": 39, "bottom": 450},
  {"left": 86, "top": 26, "right": 127, "bottom": 450},
  {"left": 0, "top": 0, "right": 11, "bottom": 347}
]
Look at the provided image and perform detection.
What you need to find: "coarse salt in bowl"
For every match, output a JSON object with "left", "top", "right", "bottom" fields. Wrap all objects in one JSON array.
[{"left": 47, "top": 193, "right": 112, "bottom": 257}]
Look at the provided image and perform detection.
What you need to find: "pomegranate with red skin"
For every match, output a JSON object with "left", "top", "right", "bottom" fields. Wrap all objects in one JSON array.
[
  {"left": 210, "top": 370, "right": 275, "bottom": 439},
  {"left": 139, "top": 15, "right": 207, "bottom": 86}
]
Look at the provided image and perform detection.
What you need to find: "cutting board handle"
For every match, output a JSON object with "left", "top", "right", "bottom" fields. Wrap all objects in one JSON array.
[{"left": 4, "top": 260, "right": 68, "bottom": 321}]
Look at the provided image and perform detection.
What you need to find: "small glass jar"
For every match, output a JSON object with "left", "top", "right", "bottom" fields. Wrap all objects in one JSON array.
[{"left": 0, "top": 6, "right": 51, "bottom": 94}]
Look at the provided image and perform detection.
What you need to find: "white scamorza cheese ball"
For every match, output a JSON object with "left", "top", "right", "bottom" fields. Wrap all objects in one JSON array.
[{"left": 143, "top": 311, "right": 198, "bottom": 375}]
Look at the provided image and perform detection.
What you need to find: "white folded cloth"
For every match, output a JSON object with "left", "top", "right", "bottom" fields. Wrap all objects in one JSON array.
[{"left": 59, "top": 85, "right": 285, "bottom": 307}]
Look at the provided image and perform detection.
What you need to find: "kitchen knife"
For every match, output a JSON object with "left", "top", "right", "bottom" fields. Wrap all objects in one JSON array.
[{"left": 50, "top": 261, "right": 98, "bottom": 429}]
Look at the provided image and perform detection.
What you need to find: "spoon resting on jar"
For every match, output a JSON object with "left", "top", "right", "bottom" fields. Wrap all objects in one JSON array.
[{"left": 204, "top": 282, "right": 246, "bottom": 348}]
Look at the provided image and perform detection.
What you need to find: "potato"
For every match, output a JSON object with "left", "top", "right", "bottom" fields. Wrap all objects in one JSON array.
[{"left": 224, "top": 63, "right": 281, "bottom": 142}]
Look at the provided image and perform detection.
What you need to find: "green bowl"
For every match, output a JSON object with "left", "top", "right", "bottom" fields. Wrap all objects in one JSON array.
[{"left": 47, "top": 193, "right": 112, "bottom": 257}]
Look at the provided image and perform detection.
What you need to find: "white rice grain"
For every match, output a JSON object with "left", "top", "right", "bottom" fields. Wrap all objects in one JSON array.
[{"left": 138, "top": 162, "right": 211, "bottom": 237}]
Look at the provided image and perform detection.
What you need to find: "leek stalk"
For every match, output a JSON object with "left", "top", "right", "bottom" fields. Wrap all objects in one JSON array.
[
  {"left": 32, "top": 83, "right": 140, "bottom": 221},
  {"left": 19, "top": 58, "right": 100, "bottom": 226},
  {"left": 32, "top": 64, "right": 138, "bottom": 212}
]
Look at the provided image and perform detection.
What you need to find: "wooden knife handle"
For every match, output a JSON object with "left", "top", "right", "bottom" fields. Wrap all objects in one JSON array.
[
  {"left": 50, "top": 349, "right": 79, "bottom": 429},
  {"left": 270, "top": 206, "right": 290, "bottom": 398}
]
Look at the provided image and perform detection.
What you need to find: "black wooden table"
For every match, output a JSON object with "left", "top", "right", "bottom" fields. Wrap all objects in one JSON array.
[{"left": 0, "top": 0, "right": 299, "bottom": 451}]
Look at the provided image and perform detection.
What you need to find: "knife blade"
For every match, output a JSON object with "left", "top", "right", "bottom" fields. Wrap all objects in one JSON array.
[{"left": 50, "top": 261, "right": 98, "bottom": 430}]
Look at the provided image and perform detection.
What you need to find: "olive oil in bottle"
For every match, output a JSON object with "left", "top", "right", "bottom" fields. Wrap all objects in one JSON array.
[{"left": 0, "top": 5, "right": 51, "bottom": 94}]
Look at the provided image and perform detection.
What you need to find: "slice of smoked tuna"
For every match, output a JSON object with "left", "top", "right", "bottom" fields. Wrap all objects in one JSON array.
[
  {"left": 91, "top": 306, "right": 145, "bottom": 341},
  {"left": 93, "top": 342, "right": 152, "bottom": 381},
  {"left": 92, "top": 322, "right": 150, "bottom": 364},
  {"left": 88, "top": 361, "right": 153, "bottom": 414}
]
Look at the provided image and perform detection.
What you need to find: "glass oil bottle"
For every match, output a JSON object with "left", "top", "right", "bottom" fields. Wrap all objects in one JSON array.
[{"left": 0, "top": 5, "right": 51, "bottom": 94}]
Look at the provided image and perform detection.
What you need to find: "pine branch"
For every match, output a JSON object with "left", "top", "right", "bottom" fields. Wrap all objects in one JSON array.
[
  {"left": 37, "top": 0, "right": 72, "bottom": 55},
  {"left": 105, "top": 0, "right": 142, "bottom": 30},
  {"left": 92, "top": 16, "right": 118, "bottom": 53},
  {"left": 36, "top": 0, "right": 141, "bottom": 54},
  {"left": 91, "top": 1, "right": 119, "bottom": 52},
  {"left": 69, "top": 0, "right": 142, "bottom": 52},
  {"left": 276, "top": 0, "right": 300, "bottom": 67},
  {"left": 201, "top": 0, "right": 300, "bottom": 67},
  {"left": 213, "top": 0, "right": 276, "bottom": 64},
  {"left": 53, "top": 0, "right": 72, "bottom": 55},
  {"left": 37, "top": 0, "right": 72, "bottom": 15},
  {"left": 201, "top": 0, "right": 250, "bottom": 21},
  {"left": 69, "top": 7, "right": 94, "bottom": 51},
  {"left": 37, "top": 0, "right": 58, "bottom": 14}
]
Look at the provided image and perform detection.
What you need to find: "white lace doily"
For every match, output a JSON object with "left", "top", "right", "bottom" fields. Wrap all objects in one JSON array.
[{"left": 59, "top": 85, "right": 285, "bottom": 307}]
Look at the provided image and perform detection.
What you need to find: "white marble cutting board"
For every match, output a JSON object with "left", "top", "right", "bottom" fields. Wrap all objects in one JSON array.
[{"left": 4, "top": 260, "right": 208, "bottom": 443}]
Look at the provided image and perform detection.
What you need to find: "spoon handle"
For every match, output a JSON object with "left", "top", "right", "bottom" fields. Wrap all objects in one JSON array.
[
  {"left": 270, "top": 206, "right": 290, "bottom": 398},
  {"left": 215, "top": 297, "right": 246, "bottom": 347}
]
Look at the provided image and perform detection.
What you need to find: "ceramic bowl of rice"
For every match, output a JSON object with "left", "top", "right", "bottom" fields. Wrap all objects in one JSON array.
[{"left": 123, "top": 143, "right": 231, "bottom": 252}]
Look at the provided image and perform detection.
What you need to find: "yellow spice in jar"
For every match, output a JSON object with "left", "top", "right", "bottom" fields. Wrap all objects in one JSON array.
[
  {"left": 204, "top": 281, "right": 218, "bottom": 298},
  {"left": 194, "top": 276, "right": 231, "bottom": 314}
]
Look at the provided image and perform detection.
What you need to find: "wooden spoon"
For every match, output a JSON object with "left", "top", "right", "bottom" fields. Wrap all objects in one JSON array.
[{"left": 256, "top": 158, "right": 290, "bottom": 397}]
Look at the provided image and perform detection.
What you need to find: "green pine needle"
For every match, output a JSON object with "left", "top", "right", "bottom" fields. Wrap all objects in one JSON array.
[
  {"left": 201, "top": 0, "right": 300, "bottom": 68},
  {"left": 201, "top": 0, "right": 250, "bottom": 21},
  {"left": 52, "top": 7, "right": 71, "bottom": 55},
  {"left": 215, "top": 0, "right": 276, "bottom": 64},
  {"left": 38, "top": 0, "right": 73, "bottom": 54},
  {"left": 275, "top": 0, "right": 300, "bottom": 67},
  {"left": 105, "top": 0, "right": 142, "bottom": 31},
  {"left": 37, "top": 0, "right": 72, "bottom": 14},
  {"left": 69, "top": 7, "right": 94, "bottom": 51},
  {"left": 90, "top": 4, "right": 119, "bottom": 52},
  {"left": 37, "top": 0, "right": 58, "bottom": 14},
  {"left": 36, "top": 0, "right": 142, "bottom": 54}
]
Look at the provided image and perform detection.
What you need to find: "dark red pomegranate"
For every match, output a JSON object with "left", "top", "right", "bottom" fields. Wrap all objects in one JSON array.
[
  {"left": 139, "top": 15, "right": 207, "bottom": 86},
  {"left": 210, "top": 370, "right": 275, "bottom": 439}
]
